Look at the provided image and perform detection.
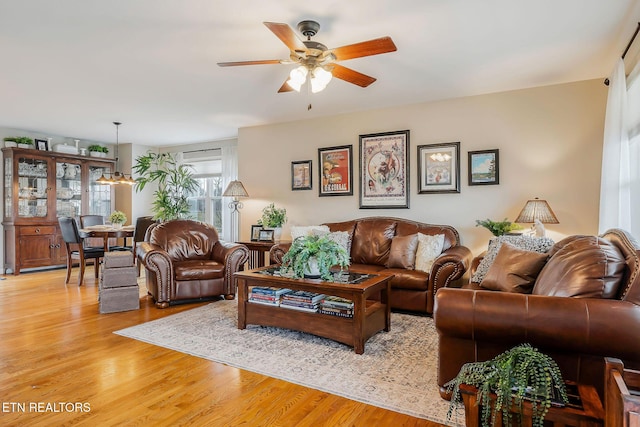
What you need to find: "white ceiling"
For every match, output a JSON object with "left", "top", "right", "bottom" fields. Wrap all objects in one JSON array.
[{"left": 1, "top": 0, "right": 638, "bottom": 146}]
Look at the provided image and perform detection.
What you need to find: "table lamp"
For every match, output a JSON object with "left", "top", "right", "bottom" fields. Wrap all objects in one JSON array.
[{"left": 514, "top": 197, "right": 559, "bottom": 237}]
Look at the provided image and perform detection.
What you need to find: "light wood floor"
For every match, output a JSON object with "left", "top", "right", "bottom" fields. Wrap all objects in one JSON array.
[{"left": 0, "top": 267, "right": 445, "bottom": 426}]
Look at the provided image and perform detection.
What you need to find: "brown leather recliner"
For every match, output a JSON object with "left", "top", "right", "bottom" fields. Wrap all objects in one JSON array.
[
  {"left": 137, "top": 219, "right": 248, "bottom": 308},
  {"left": 434, "top": 228, "right": 640, "bottom": 400}
]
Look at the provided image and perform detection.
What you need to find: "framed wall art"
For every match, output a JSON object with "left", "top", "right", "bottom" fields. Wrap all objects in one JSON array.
[
  {"left": 359, "top": 130, "right": 409, "bottom": 209},
  {"left": 318, "top": 145, "right": 353, "bottom": 197},
  {"left": 417, "top": 142, "right": 460, "bottom": 194},
  {"left": 291, "top": 160, "right": 312, "bottom": 190},
  {"left": 468, "top": 149, "right": 500, "bottom": 186},
  {"left": 35, "top": 139, "right": 48, "bottom": 151},
  {"left": 250, "top": 225, "right": 263, "bottom": 241}
]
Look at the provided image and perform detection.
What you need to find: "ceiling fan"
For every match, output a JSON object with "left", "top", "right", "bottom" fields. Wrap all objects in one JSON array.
[{"left": 217, "top": 20, "right": 397, "bottom": 94}]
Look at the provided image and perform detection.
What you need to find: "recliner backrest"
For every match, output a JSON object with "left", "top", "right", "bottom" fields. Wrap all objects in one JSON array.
[
  {"left": 148, "top": 219, "right": 219, "bottom": 261},
  {"left": 603, "top": 228, "right": 640, "bottom": 305}
]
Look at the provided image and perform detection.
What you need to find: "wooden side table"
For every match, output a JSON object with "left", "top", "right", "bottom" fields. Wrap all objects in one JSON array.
[
  {"left": 459, "top": 382, "right": 604, "bottom": 427},
  {"left": 236, "top": 241, "right": 290, "bottom": 269}
]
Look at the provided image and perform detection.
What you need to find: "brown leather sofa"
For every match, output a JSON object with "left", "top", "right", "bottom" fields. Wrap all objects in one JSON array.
[
  {"left": 137, "top": 219, "right": 248, "bottom": 308},
  {"left": 271, "top": 217, "right": 472, "bottom": 314},
  {"left": 434, "top": 228, "right": 640, "bottom": 399}
]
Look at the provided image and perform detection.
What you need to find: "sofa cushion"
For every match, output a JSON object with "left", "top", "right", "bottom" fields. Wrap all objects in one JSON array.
[
  {"left": 290, "top": 225, "right": 330, "bottom": 240},
  {"left": 532, "top": 235, "right": 627, "bottom": 298},
  {"left": 480, "top": 242, "right": 549, "bottom": 293},
  {"left": 386, "top": 233, "right": 419, "bottom": 269},
  {"left": 472, "top": 235, "right": 555, "bottom": 283},
  {"left": 415, "top": 233, "right": 445, "bottom": 273},
  {"left": 173, "top": 260, "right": 224, "bottom": 281},
  {"left": 325, "top": 231, "right": 352, "bottom": 258},
  {"left": 350, "top": 219, "right": 397, "bottom": 266}
]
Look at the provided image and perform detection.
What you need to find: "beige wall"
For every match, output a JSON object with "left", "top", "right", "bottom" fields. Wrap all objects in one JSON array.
[{"left": 238, "top": 79, "right": 607, "bottom": 255}]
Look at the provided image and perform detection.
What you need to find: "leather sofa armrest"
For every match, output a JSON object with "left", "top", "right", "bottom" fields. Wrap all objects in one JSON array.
[
  {"left": 270, "top": 242, "right": 292, "bottom": 265},
  {"left": 137, "top": 241, "right": 174, "bottom": 305},
  {"left": 212, "top": 242, "right": 249, "bottom": 290},
  {"left": 434, "top": 287, "right": 640, "bottom": 363},
  {"left": 425, "top": 245, "right": 473, "bottom": 313}
]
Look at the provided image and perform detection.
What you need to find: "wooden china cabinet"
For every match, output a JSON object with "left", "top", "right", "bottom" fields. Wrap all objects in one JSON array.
[{"left": 2, "top": 147, "right": 115, "bottom": 274}]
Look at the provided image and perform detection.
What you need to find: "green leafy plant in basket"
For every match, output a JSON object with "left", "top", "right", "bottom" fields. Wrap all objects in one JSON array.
[
  {"left": 445, "top": 343, "right": 568, "bottom": 427},
  {"left": 87, "top": 144, "right": 109, "bottom": 154},
  {"left": 280, "top": 234, "right": 350, "bottom": 281},
  {"left": 475, "top": 218, "right": 522, "bottom": 236}
]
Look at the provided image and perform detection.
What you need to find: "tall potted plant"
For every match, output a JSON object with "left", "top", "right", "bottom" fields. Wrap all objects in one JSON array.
[
  {"left": 280, "top": 234, "right": 350, "bottom": 280},
  {"left": 133, "top": 152, "right": 199, "bottom": 221}
]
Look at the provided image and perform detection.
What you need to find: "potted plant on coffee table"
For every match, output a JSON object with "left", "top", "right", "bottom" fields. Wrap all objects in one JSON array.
[
  {"left": 280, "top": 234, "right": 350, "bottom": 281},
  {"left": 445, "top": 343, "right": 568, "bottom": 427}
]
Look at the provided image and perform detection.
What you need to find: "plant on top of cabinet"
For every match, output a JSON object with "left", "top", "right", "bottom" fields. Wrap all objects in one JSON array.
[{"left": 4, "top": 137, "right": 34, "bottom": 148}]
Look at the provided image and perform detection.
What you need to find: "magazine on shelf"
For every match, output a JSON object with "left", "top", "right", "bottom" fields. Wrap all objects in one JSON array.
[
  {"left": 281, "top": 290, "right": 325, "bottom": 303},
  {"left": 248, "top": 293, "right": 278, "bottom": 302},
  {"left": 280, "top": 300, "right": 318, "bottom": 310},
  {"left": 321, "top": 295, "right": 354, "bottom": 307},
  {"left": 250, "top": 286, "right": 292, "bottom": 296},
  {"left": 319, "top": 308, "right": 353, "bottom": 318},
  {"left": 248, "top": 298, "right": 280, "bottom": 306},
  {"left": 319, "top": 306, "right": 353, "bottom": 316},
  {"left": 279, "top": 303, "right": 319, "bottom": 313}
]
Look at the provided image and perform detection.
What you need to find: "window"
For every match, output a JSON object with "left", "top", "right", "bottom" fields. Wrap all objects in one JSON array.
[{"left": 188, "top": 175, "right": 223, "bottom": 234}]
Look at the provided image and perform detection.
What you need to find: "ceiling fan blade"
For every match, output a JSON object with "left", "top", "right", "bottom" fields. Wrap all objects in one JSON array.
[
  {"left": 277, "top": 79, "right": 294, "bottom": 93},
  {"left": 330, "top": 64, "right": 377, "bottom": 87},
  {"left": 331, "top": 37, "right": 397, "bottom": 61},
  {"left": 264, "top": 22, "right": 307, "bottom": 52},
  {"left": 217, "top": 59, "right": 283, "bottom": 67}
]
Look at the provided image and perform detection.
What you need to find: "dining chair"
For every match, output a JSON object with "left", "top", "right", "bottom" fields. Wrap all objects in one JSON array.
[
  {"left": 79, "top": 215, "right": 105, "bottom": 249},
  {"left": 59, "top": 217, "right": 105, "bottom": 286},
  {"left": 132, "top": 216, "right": 156, "bottom": 275}
]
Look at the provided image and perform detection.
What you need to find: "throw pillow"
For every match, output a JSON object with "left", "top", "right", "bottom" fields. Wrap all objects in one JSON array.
[
  {"left": 415, "top": 233, "right": 445, "bottom": 273},
  {"left": 325, "top": 231, "right": 352, "bottom": 258},
  {"left": 386, "top": 234, "right": 419, "bottom": 269},
  {"left": 532, "top": 235, "right": 627, "bottom": 298},
  {"left": 479, "top": 242, "right": 549, "bottom": 293},
  {"left": 471, "top": 235, "right": 555, "bottom": 283},
  {"left": 290, "top": 225, "right": 330, "bottom": 240}
]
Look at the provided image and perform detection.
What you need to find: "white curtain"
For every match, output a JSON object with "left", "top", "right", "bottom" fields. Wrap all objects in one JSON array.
[
  {"left": 221, "top": 143, "right": 238, "bottom": 242},
  {"left": 599, "top": 58, "right": 640, "bottom": 236}
]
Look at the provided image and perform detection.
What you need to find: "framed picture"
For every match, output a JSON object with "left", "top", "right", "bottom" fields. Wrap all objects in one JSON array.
[
  {"left": 417, "top": 142, "right": 460, "bottom": 194},
  {"left": 318, "top": 145, "right": 353, "bottom": 197},
  {"left": 359, "top": 130, "right": 409, "bottom": 209},
  {"left": 291, "top": 160, "right": 312, "bottom": 190},
  {"left": 250, "top": 225, "right": 263, "bottom": 242},
  {"left": 468, "top": 149, "right": 500, "bottom": 186},
  {"left": 35, "top": 139, "right": 48, "bottom": 151},
  {"left": 258, "top": 229, "right": 274, "bottom": 242}
]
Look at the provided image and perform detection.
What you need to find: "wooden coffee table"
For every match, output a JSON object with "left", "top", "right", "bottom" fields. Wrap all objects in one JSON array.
[{"left": 235, "top": 267, "right": 392, "bottom": 354}]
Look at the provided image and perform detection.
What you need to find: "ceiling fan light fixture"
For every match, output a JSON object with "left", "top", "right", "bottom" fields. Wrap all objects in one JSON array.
[
  {"left": 310, "top": 66, "right": 332, "bottom": 93},
  {"left": 287, "top": 66, "right": 308, "bottom": 92}
]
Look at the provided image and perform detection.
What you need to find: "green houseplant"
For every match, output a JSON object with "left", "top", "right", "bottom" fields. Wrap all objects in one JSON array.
[
  {"left": 87, "top": 144, "right": 109, "bottom": 157},
  {"left": 4, "top": 136, "right": 34, "bottom": 148},
  {"left": 133, "top": 152, "right": 199, "bottom": 221},
  {"left": 108, "top": 210, "right": 127, "bottom": 228},
  {"left": 476, "top": 218, "right": 522, "bottom": 236},
  {"left": 280, "top": 234, "right": 350, "bottom": 281},
  {"left": 258, "top": 203, "right": 287, "bottom": 228},
  {"left": 445, "top": 343, "right": 568, "bottom": 427}
]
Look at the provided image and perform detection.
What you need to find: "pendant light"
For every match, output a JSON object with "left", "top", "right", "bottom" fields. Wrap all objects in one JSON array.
[{"left": 96, "top": 121, "right": 135, "bottom": 185}]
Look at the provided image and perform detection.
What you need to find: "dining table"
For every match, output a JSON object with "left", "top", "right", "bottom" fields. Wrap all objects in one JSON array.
[{"left": 79, "top": 224, "right": 135, "bottom": 251}]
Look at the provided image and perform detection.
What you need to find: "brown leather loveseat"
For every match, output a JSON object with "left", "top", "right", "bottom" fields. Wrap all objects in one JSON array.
[
  {"left": 272, "top": 217, "right": 472, "bottom": 314},
  {"left": 434, "top": 228, "right": 640, "bottom": 399},
  {"left": 137, "top": 219, "right": 248, "bottom": 308}
]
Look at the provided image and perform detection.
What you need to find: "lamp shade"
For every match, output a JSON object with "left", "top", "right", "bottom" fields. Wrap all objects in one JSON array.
[
  {"left": 514, "top": 198, "right": 559, "bottom": 224},
  {"left": 223, "top": 180, "right": 249, "bottom": 198}
]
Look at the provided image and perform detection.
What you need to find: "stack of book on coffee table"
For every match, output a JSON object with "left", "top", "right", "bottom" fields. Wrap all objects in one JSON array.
[
  {"left": 319, "top": 296, "right": 354, "bottom": 318},
  {"left": 280, "top": 290, "right": 325, "bottom": 312},
  {"left": 248, "top": 286, "right": 292, "bottom": 306}
]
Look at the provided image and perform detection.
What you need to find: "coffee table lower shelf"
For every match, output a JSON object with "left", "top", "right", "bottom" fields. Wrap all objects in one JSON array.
[{"left": 235, "top": 269, "right": 392, "bottom": 354}]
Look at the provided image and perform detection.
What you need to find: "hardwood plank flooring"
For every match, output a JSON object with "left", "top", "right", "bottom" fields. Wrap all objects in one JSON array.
[{"left": 0, "top": 268, "right": 445, "bottom": 426}]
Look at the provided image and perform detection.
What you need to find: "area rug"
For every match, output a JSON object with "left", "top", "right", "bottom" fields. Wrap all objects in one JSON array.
[{"left": 115, "top": 300, "right": 462, "bottom": 425}]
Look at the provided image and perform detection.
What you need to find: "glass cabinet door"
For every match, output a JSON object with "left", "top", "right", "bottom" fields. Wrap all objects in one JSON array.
[
  {"left": 87, "top": 165, "right": 112, "bottom": 217},
  {"left": 56, "top": 161, "right": 82, "bottom": 218},
  {"left": 17, "top": 157, "right": 49, "bottom": 218},
  {"left": 5, "top": 157, "right": 13, "bottom": 219}
]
